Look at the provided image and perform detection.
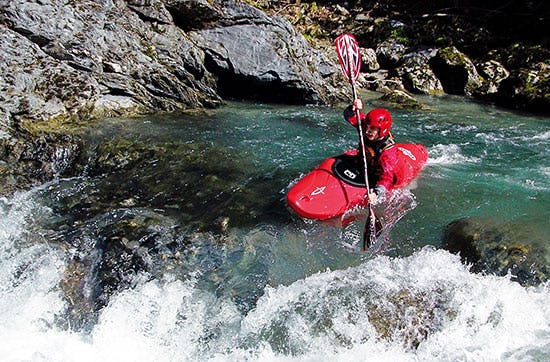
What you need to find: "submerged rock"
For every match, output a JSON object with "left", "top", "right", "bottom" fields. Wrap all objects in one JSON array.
[
  {"left": 442, "top": 217, "right": 549, "bottom": 287},
  {"left": 58, "top": 208, "right": 198, "bottom": 330}
]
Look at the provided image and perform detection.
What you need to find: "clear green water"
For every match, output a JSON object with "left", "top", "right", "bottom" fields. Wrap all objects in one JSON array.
[
  {"left": 90, "top": 96, "right": 549, "bottom": 250},
  {"left": 1, "top": 96, "right": 548, "bottom": 360}
]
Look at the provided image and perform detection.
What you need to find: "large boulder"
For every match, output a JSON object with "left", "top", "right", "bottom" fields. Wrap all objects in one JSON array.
[
  {"left": 0, "top": 0, "right": 222, "bottom": 128},
  {"left": 0, "top": 0, "right": 337, "bottom": 127},
  {"left": 189, "top": 0, "right": 336, "bottom": 104},
  {"left": 442, "top": 217, "right": 549, "bottom": 287},
  {"left": 397, "top": 47, "right": 444, "bottom": 95},
  {"left": 0, "top": 0, "right": 339, "bottom": 194},
  {"left": 429, "top": 46, "right": 482, "bottom": 96},
  {"left": 496, "top": 62, "right": 550, "bottom": 113},
  {"left": 475, "top": 60, "right": 510, "bottom": 95}
]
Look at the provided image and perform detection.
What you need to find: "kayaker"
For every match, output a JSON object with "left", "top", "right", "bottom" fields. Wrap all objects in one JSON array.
[{"left": 343, "top": 99, "right": 397, "bottom": 204}]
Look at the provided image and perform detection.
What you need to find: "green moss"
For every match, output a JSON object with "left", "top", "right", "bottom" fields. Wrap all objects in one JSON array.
[
  {"left": 19, "top": 112, "right": 93, "bottom": 138},
  {"left": 389, "top": 27, "right": 409, "bottom": 45},
  {"left": 241, "top": 0, "right": 271, "bottom": 11}
]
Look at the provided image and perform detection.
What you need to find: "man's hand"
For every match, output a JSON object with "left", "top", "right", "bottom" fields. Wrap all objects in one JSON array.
[
  {"left": 352, "top": 98, "right": 363, "bottom": 112},
  {"left": 368, "top": 191, "right": 378, "bottom": 205}
]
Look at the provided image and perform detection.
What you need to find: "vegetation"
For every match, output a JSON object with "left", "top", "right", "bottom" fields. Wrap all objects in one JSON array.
[{"left": 243, "top": 0, "right": 549, "bottom": 68}]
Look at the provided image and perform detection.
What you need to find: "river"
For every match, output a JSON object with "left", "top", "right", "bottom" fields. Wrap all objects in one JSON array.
[{"left": 1, "top": 95, "right": 548, "bottom": 361}]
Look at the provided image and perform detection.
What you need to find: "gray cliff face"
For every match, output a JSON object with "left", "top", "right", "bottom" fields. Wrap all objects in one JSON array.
[
  {"left": 0, "top": 0, "right": 339, "bottom": 191},
  {"left": 188, "top": 1, "right": 336, "bottom": 103},
  {"left": 0, "top": 0, "right": 337, "bottom": 126}
]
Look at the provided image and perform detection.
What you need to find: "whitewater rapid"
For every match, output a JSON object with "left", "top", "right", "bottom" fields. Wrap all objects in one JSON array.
[{"left": 1, "top": 187, "right": 548, "bottom": 362}]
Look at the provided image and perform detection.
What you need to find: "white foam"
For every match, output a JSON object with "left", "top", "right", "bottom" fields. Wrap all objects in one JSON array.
[
  {"left": 527, "top": 130, "right": 550, "bottom": 141},
  {"left": 1, "top": 191, "right": 548, "bottom": 361},
  {"left": 0, "top": 189, "right": 69, "bottom": 362},
  {"left": 427, "top": 144, "right": 480, "bottom": 165},
  {"left": 238, "top": 247, "right": 550, "bottom": 361}
]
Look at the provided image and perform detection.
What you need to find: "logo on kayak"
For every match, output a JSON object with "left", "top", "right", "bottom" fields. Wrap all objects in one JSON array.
[
  {"left": 343, "top": 169, "right": 357, "bottom": 179},
  {"left": 311, "top": 186, "right": 326, "bottom": 196},
  {"left": 398, "top": 147, "right": 416, "bottom": 160}
]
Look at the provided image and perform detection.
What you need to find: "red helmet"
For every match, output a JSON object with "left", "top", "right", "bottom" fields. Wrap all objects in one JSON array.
[{"left": 364, "top": 108, "right": 392, "bottom": 137}]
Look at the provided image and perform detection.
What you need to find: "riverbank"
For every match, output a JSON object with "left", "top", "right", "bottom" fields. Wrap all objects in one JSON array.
[
  {"left": 255, "top": 0, "right": 549, "bottom": 114},
  {"left": 1, "top": 0, "right": 548, "bottom": 196}
]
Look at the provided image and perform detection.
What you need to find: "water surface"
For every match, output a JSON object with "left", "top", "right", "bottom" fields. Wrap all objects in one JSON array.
[{"left": 1, "top": 96, "right": 548, "bottom": 361}]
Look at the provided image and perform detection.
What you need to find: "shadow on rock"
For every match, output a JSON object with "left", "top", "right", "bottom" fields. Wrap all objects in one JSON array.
[{"left": 442, "top": 217, "right": 549, "bottom": 287}]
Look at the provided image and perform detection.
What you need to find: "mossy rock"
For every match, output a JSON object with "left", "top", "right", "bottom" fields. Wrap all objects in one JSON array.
[
  {"left": 380, "top": 89, "right": 428, "bottom": 110},
  {"left": 442, "top": 217, "right": 548, "bottom": 286}
]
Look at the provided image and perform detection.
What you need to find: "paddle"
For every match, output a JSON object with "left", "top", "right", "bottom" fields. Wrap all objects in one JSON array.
[{"left": 335, "top": 33, "right": 377, "bottom": 250}]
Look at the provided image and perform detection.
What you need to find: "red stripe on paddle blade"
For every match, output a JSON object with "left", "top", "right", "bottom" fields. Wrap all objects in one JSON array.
[{"left": 335, "top": 34, "right": 361, "bottom": 84}]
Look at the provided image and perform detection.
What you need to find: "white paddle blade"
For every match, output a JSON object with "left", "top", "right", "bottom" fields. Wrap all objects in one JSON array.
[{"left": 335, "top": 33, "right": 362, "bottom": 84}]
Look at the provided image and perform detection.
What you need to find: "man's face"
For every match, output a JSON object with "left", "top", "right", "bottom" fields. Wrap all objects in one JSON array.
[{"left": 364, "top": 125, "right": 380, "bottom": 141}]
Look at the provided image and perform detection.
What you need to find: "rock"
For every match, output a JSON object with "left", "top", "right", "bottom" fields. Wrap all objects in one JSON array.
[
  {"left": 355, "top": 13, "right": 371, "bottom": 22},
  {"left": 363, "top": 69, "right": 402, "bottom": 93},
  {"left": 442, "top": 217, "right": 549, "bottom": 287},
  {"left": 496, "top": 62, "right": 550, "bottom": 113},
  {"left": 376, "top": 39, "right": 406, "bottom": 68},
  {"left": 334, "top": 4, "right": 349, "bottom": 16},
  {"left": 0, "top": 27, "right": 99, "bottom": 126},
  {"left": 397, "top": 48, "right": 444, "bottom": 95},
  {"left": 0, "top": 130, "right": 82, "bottom": 193},
  {"left": 361, "top": 47, "right": 380, "bottom": 72},
  {"left": 476, "top": 60, "right": 510, "bottom": 95},
  {"left": 264, "top": 1, "right": 548, "bottom": 114},
  {"left": 380, "top": 89, "right": 427, "bottom": 110},
  {"left": 163, "top": 0, "right": 222, "bottom": 31},
  {"left": 59, "top": 208, "right": 193, "bottom": 329},
  {"left": 0, "top": 0, "right": 340, "bottom": 194},
  {"left": 190, "top": 0, "right": 336, "bottom": 104},
  {"left": 429, "top": 46, "right": 482, "bottom": 96},
  {"left": 0, "top": 0, "right": 337, "bottom": 123},
  {"left": 127, "top": 0, "right": 173, "bottom": 24}
]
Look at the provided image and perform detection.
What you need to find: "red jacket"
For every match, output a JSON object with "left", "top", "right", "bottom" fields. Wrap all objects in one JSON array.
[{"left": 344, "top": 107, "right": 398, "bottom": 193}]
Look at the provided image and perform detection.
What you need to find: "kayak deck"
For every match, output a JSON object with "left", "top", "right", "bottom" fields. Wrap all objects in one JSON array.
[{"left": 287, "top": 144, "right": 428, "bottom": 220}]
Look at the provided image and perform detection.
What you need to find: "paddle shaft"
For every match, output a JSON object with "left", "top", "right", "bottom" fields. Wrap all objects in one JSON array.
[
  {"left": 336, "top": 33, "right": 377, "bottom": 249},
  {"left": 344, "top": 49, "right": 377, "bottom": 250}
]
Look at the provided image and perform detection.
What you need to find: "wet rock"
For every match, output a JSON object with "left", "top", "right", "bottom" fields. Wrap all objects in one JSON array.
[
  {"left": 380, "top": 89, "right": 427, "bottom": 110},
  {"left": 429, "top": 46, "right": 482, "bottom": 96},
  {"left": 0, "top": 131, "right": 82, "bottom": 193},
  {"left": 442, "top": 217, "right": 549, "bottom": 287},
  {"left": 58, "top": 209, "right": 193, "bottom": 330},
  {"left": 497, "top": 63, "right": 550, "bottom": 113},
  {"left": 397, "top": 48, "right": 444, "bottom": 95},
  {"left": 59, "top": 257, "right": 96, "bottom": 330},
  {"left": 367, "top": 289, "right": 451, "bottom": 350}
]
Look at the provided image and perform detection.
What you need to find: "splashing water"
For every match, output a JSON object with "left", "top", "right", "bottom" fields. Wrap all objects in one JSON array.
[{"left": 0, "top": 97, "right": 549, "bottom": 361}]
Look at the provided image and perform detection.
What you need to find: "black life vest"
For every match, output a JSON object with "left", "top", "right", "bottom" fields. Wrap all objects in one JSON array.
[{"left": 361, "top": 133, "right": 396, "bottom": 181}]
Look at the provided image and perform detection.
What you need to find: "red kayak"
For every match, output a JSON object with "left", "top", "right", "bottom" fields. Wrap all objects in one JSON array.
[{"left": 287, "top": 144, "right": 428, "bottom": 220}]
